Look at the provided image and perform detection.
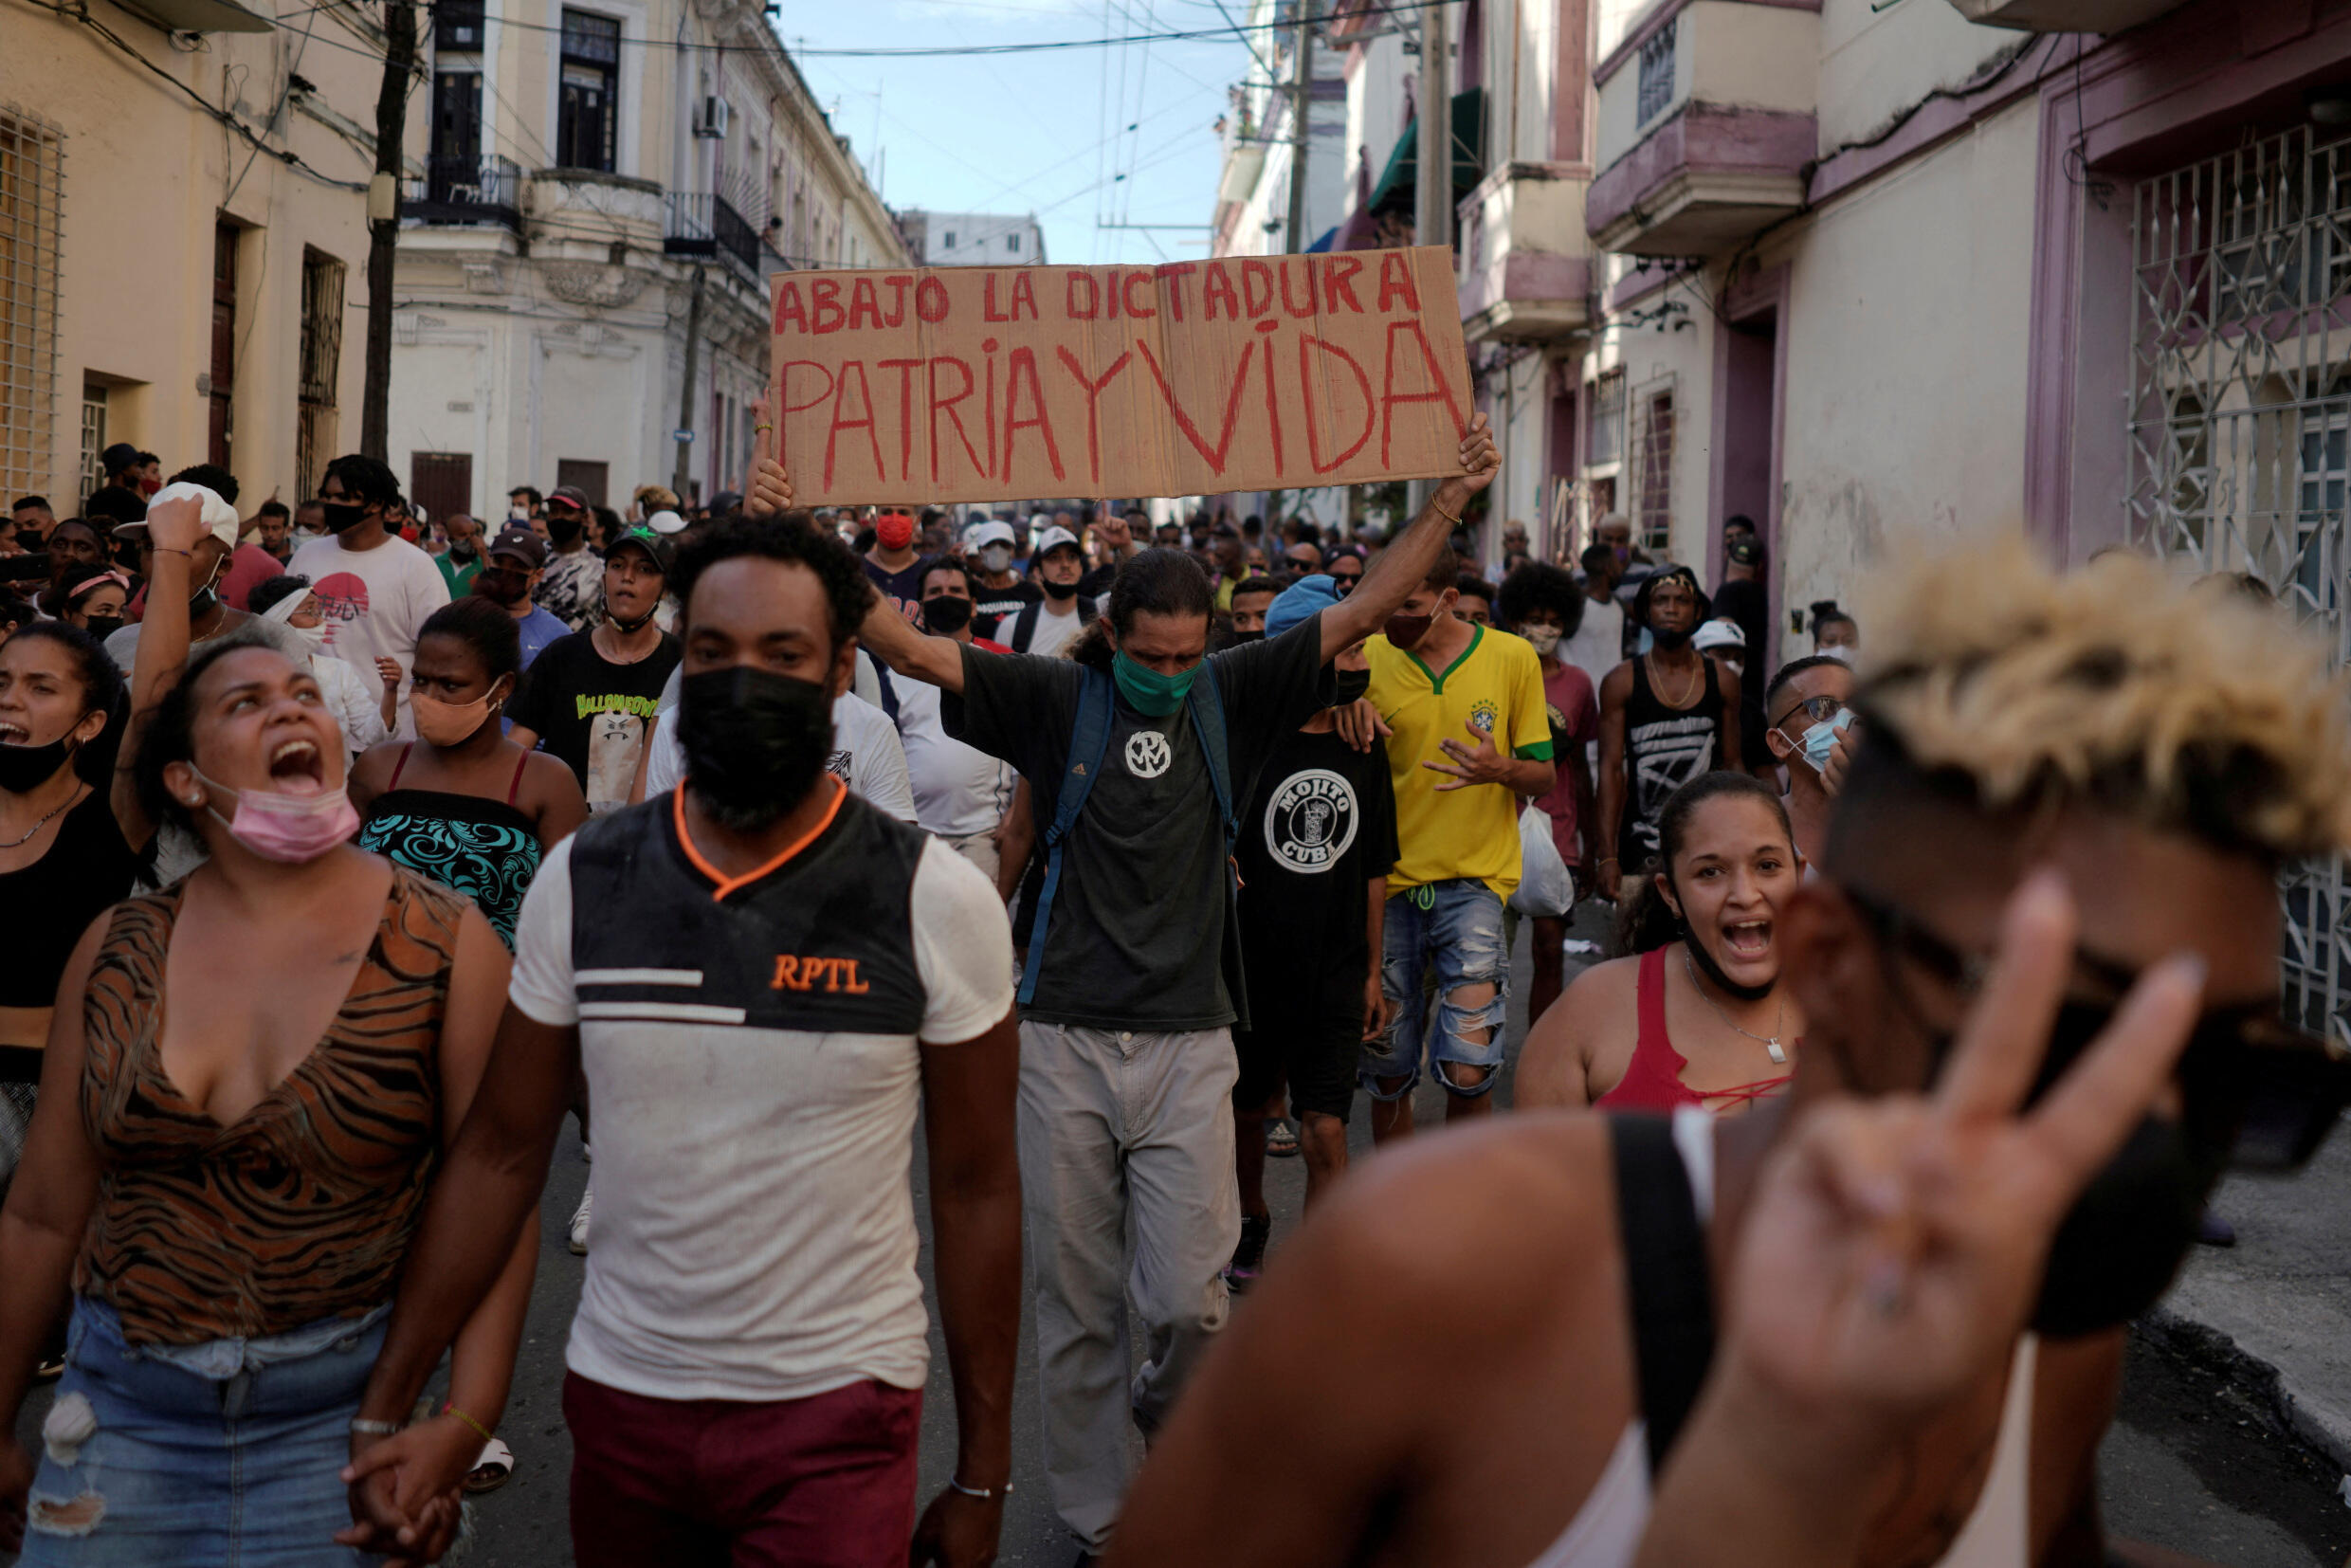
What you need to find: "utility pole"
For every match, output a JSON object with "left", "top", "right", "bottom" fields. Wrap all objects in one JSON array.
[
  {"left": 1285, "top": 1, "right": 1314, "bottom": 254},
  {"left": 673, "top": 265, "right": 706, "bottom": 498},
  {"left": 362, "top": 0, "right": 416, "bottom": 461},
  {"left": 1409, "top": 0, "right": 1451, "bottom": 516}
]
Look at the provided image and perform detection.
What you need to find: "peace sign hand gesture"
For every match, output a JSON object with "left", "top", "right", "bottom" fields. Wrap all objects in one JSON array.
[{"left": 1636, "top": 870, "right": 2206, "bottom": 1567}]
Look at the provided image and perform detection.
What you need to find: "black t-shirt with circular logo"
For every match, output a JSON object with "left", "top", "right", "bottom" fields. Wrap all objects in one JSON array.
[{"left": 1236, "top": 726, "right": 1398, "bottom": 991}]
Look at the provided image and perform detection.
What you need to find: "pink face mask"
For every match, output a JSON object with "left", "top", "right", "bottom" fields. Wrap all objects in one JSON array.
[{"left": 192, "top": 766, "right": 358, "bottom": 863}]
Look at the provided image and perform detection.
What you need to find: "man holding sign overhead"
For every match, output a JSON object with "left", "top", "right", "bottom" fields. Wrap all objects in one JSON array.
[{"left": 746, "top": 387, "right": 1497, "bottom": 1562}]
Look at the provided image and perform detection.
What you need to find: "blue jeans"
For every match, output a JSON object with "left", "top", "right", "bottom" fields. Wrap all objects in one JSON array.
[
  {"left": 1362, "top": 879, "right": 1510, "bottom": 1099},
  {"left": 20, "top": 1297, "right": 390, "bottom": 1566}
]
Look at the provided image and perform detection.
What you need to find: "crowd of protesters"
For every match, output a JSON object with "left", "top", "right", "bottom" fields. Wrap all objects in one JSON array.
[{"left": 0, "top": 413, "right": 2343, "bottom": 1568}]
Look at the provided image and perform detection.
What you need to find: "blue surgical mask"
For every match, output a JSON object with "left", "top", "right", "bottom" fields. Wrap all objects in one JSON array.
[{"left": 1797, "top": 707, "right": 1855, "bottom": 773}]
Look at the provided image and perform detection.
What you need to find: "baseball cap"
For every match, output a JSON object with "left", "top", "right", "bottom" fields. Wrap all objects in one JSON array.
[
  {"left": 969, "top": 520, "right": 1016, "bottom": 551},
  {"left": 486, "top": 526, "right": 547, "bottom": 569},
  {"left": 1267, "top": 574, "right": 1340, "bottom": 639},
  {"left": 547, "top": 485, "right": 591, "bottom": 512},
  {"left": 607, "top": 526, "right": 674, "bottom": 574},
  {"left": 708, "top": 491, "right": 744, "bottom": 516},
  {"left": 100, "top": 442, "right": 141, "bottom": 477},
  {"left": 1035, "top": 525, "right": 1082, "bottom": 556},
  {"left": 1692, "top": 617, "right": 1746, "bottom": 652},
  {"left": 112, "top": 482, "right": 239, "bottom": 549},
  {"left": 645, "top": 509, "right": 687, "bottom": 535},
  {"left": 1726, "top": 537, "right": 1764, "bottom": 568}
]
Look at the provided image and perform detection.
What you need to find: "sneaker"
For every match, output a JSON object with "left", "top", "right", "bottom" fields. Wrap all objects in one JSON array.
[
  {"left": 1265, "top": 1118, "right": 1301, "bottom": 1158},
  {"left": 1223, "top": 1213, "right": 1271, "bottom": 1293},
  {"left": 568, "top": 1180, "right": 593, "bottom": 1255}
]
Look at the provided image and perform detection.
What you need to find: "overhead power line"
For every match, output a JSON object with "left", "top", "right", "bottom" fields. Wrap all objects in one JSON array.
[{"left": 339, "top": 0, "right": 1456, "bottom": 59}]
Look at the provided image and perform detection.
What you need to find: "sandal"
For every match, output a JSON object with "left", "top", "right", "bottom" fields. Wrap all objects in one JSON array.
[
  {"left": 1266, "top": 1119, "right": 1301, "bottom": 1158},
  {"left": 464, "top": 1436, "right": 515, "bottom": 1495}
]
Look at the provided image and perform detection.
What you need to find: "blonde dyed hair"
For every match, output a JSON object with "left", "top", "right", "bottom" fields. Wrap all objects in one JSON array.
[{"left": 1854, "top": 538, "right": 2351, "bottom": 862}]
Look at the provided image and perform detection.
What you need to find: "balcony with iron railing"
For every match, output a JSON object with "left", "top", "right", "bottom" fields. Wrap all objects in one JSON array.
[
  {"left": 405, "top": 155, "right": 523, "bottom": 231},
  {"left": 665, "top": 192, "right": 764, "bottom": 281}
]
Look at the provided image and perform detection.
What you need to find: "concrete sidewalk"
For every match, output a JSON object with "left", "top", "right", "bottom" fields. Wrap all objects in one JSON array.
[{"left": 2145, "top": 1117, "right": 2351, "bottom": 1475}]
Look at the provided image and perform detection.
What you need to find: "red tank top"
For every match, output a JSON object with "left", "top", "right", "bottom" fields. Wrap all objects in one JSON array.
[{"left": 1595, "top": 947, "right": 1792, "bottom": 1114}]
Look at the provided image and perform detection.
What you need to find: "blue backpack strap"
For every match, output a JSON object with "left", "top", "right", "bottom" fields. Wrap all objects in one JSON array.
[
  {"left": 1184, "top": 663, "right": 1239, "bottom": 848},
  {"left": 1017, "top": 666, "right": 1115, "bottom": 1005}
]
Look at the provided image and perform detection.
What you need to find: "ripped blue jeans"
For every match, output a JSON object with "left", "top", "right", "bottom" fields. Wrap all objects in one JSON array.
[
  {"left": 20, "top": 1296, "right": 390, "bottom": 1566},
  {"left": 1362, "top": 879, "right": 1510, "bottom": 1099}
]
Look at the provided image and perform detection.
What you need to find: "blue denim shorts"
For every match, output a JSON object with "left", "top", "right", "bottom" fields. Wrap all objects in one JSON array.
[
  {"left": 1361, "top": 879, "right": 1510, "bottom": 1099},
  {"left": 21, "top": 1296, "right": 389, "bottom": 1566}
]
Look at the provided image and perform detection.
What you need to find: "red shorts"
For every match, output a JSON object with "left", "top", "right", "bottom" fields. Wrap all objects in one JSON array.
[{"left": 564, "top": 1371, "right": 922, "bottom": 1568}]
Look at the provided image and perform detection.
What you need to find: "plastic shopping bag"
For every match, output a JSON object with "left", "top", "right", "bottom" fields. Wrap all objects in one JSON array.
[{"left": 1508, "top": 804, "right": 1575, "bottom": 918}]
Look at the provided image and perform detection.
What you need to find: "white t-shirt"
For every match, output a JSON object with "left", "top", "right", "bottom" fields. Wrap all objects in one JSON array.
[
  {"left": 891, "top": 674, "right": 1016, "bottom": 840},
  {"left": 509, "top": 828, "right": 1013, "bottom": 1400},
  {"left": 1017, "top": 600, "right": 1084, "bottom": 659},
  {"left": 1563, "top": 596, "right": 1625, "bottom": 697},
  {"left": 286, "top": 532, "right": 452, "bottom": 737},
  {"left": 643, "top": 671, "right": 917, "bottom": 825}
]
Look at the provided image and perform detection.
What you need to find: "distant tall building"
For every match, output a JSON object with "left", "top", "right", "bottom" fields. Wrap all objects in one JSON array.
[{"left": 897, "top": 210, "right": 1047, "bottom": 266}]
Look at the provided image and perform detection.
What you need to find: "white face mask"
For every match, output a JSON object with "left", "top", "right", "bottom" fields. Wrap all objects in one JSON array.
[
  {"left": 1819, "top": 645, "right": 1854, "bottom": 665},
  {"left": 978, "top": 544, "right": 1013, "bottom": 574},
  {"left": 1522, "top": 625, "right": 1560, "bottom": 656},
  {"left": 284, "top": 621, "right": 327, "bottom": 655}
]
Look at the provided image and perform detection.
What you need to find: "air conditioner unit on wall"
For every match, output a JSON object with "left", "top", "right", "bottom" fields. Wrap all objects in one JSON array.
[{"left": 696, "top": 96, "right": 730, "bottom": 138}]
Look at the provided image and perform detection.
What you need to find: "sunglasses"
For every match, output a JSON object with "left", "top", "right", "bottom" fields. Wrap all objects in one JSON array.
[
  {"left": 1840, "top": 882, "right": 2351, "bottom": 1171},
  {"left": 1769, "top": 693, "right": 1846, "bottom": 731}
]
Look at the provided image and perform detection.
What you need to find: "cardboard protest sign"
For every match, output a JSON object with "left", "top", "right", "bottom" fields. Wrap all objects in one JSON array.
[{"left": 767, "top": 246, "right": 1472, "bottom": 505}]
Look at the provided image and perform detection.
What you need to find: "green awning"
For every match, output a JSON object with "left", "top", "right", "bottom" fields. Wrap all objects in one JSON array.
[{"left": 1369, "top": 86, "right": 1486, "bottom": 216}]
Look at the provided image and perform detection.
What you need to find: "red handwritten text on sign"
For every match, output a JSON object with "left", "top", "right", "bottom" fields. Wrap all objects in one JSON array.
[{"left": 767, "top": 248, "right": 1472, "bottom": 505}]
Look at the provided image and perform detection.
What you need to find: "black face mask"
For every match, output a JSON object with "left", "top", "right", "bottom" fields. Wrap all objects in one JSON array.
[
  {"left": 320, "top": 501, "right": 368, "bottom": 534},
  {"left": 1649, "top": 624, "right": 1694, "bottom": 651},
  {"left": 678, "top": 665, "right": 833, "bottom": 830},
  {"left": 1041, "top": 576, "right": 1079, "bottom": 602},
  {"left": 1678, "top": 903, "right": 1776, "bottom": 1004},
  {"left": 1943, "top": 1000, "right": 2230, "bottom": 1337},
  {"left": 921, "top": 596, "right": 973, "bottom": 635},
  {"left": 1329, "top": 668, "right": 1371, "bottom": 706},
  {"left": 545, "top": 512, "right": 586, "bottom": 545},
  {"left": 83, "top": 613, "right": 125, "bottom": 643},
  {"left": 188, "top": 587, "right": 219, "bottom": 619},
  {"left": 449, "top": 541, "right": 479, "bottom": 563},
  {"left": 0, "top": 729, "right": 82, "bottom": 793}
]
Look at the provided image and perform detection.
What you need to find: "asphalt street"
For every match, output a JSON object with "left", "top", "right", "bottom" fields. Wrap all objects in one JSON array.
[{"left": 12, "top": 903, "right": 2350, "bottom": 1565}]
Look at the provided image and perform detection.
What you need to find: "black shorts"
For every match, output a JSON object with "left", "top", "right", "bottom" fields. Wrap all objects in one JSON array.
[{"left": 1233, "top": 973, "right": 1366, "bottom": 1122}]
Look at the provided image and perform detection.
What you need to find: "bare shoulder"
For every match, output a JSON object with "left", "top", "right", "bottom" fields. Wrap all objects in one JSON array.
[
  {"left": 1274, "top": 1114, "right": 1618, "bottom": 1335},
  {"left": 351, "top": 738, "right": 405, "bottom": 790},
  {"left": 1599, "top": 661, "right": 1634, "bottom": 703},
  {"left": 1520, "top": 956, "right": 1639, "bottom": 1107}
]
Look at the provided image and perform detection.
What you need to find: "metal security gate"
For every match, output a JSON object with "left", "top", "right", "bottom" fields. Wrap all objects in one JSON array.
[{"left": 2126, "top": 123, "right": 2351, "bottom": 1046}]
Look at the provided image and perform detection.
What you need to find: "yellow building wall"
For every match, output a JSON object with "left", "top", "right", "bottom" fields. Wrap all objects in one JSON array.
[{"left": 0, "top": 0, "right": 374, "bottom": 507}]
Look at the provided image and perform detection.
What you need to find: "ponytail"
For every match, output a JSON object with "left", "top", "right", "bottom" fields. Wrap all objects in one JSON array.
[{"left": 1611, "top": 857, "right": 1680, "bottom": 957}]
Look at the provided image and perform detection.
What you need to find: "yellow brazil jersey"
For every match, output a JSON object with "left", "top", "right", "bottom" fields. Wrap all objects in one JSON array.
[{"left": 1365, "top": 623, "right": 1554, "bottom": 898}]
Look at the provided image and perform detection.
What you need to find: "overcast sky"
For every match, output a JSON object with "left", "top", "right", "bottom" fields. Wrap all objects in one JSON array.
[{"left": 779, "top": 0, "right": 1259, "bottom": 267}]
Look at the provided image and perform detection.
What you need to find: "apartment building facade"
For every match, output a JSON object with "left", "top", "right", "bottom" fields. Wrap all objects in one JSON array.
[
  {"left": 386, "top": 0, "right": 906, "bottom": 517},
  {"left": 0, "top": 0, "right": 375, "bottom": 509},
  {"left": 1313, "top": 0, "right": 2351, "bottom": 1036},
  {"left": 896, "top": 209, "right": 1047, "bottom": 266}
]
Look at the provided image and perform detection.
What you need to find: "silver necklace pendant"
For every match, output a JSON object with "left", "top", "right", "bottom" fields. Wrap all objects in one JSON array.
[{"left": 1765, "top": 1038, "right": 1787, "bottom": 1067}]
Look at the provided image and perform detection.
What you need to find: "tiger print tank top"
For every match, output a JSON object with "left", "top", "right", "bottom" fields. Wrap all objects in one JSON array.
[{"left": 73, "top": 867, "right": 467, "bottom": 1345}]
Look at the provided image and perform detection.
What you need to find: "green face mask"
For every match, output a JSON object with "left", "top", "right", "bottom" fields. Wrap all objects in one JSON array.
[{"left": 1112, "top": 648, "right": 1199, "bottom": 717}]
